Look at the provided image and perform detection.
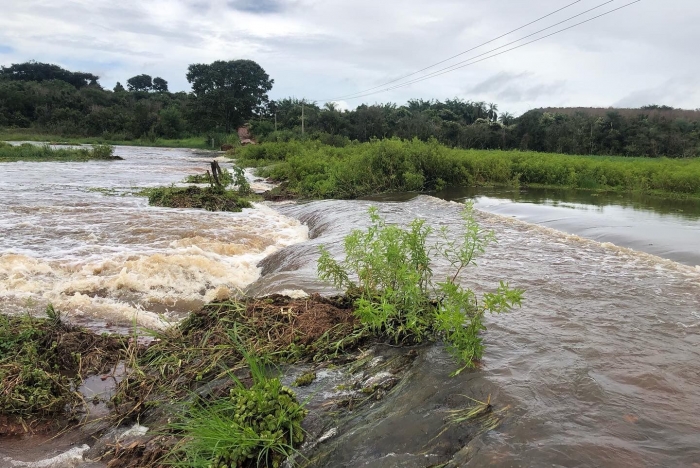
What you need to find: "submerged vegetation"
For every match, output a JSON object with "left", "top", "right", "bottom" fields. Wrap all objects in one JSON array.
[
  {"left": 318, "top": 204, "right": 523, "bottom": 372},
  {"left": 144, "top": 185, "right": 253, "bottom": 212},
  {"left": 144, "top": 166, "right": 254, "bottom": 212},
  {"left": 0, "top": 141, "right": 121, "bottom": 162},
  {"left": 237, "top": 139, "right": 700, "bottom": 199}
]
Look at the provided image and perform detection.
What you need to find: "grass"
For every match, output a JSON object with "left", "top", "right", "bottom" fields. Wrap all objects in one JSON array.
[
  {"left": 0, "top": 129, "right": 216, "bottom": 149},
  {"left": 167, "top": 348, "right": 307, "bottom": 468},
  {"left": 0, "top": 141, "right": 122, "bottom": 162},
  {"left": 108, "top": 295, "right": 361, "bottom": 467},
  {"left": 111, "top": 295, "right": 360, "bottom": 423},
  {"left": 142, "top": 185, "right": 254, "bottom": 212},
  {"left": 235, "top": 138, "right": 700, "bottom": 199},
  {"left": 0, "top": 306, "right": 126, "bottom": 433}
]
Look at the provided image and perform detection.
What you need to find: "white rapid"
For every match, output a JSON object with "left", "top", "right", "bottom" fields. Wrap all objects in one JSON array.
[{"left": 0, "top": 146, "right": 307, "bottom": 330}]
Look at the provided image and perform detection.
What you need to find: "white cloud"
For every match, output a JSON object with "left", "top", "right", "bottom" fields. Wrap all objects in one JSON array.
[{"left": 1, "top": 0, "right": 699, "bottom": 114}]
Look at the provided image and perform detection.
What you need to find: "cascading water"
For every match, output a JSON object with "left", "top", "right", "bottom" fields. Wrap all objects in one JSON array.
[{"left": 1, "top": 146, "right": 699, "bottom": 467}]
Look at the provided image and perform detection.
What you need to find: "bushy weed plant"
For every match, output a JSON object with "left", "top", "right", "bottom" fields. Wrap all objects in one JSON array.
[
  {"left": 169, "top": 348, "right": 306, "bottom": 468},
  {"left": 318, "top": 204, "right": 523, "bottom": 372}
]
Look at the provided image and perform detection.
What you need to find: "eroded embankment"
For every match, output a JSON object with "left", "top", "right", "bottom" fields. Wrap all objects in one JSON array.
[{"left": 1, "top": 293, "right": 492, "bottom": 468}]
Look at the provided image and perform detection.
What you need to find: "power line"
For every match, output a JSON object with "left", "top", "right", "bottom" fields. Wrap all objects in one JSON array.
[
  {"left": 320, "top": 0, "right": 589, "bottom": 102},
  {"left": 325, "top": 0, "right": 613, "bottom": 102},
  {"left": 326, "top": 0, "right": 641, "bottom": 103}
]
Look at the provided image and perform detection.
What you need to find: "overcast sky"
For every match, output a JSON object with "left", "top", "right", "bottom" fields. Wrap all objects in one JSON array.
[{"left": 0, "top": 0, "right": 697, "bottom": 114}]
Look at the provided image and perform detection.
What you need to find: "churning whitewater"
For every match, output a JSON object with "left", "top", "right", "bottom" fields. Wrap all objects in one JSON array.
[{"left": 0, "top": 146, "right": 308, "bottom": 329}]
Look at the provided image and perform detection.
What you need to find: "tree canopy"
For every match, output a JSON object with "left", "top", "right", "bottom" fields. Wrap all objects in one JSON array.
[
  {"left": 152, "top": 77, "right": 169, "bottom": 93},
  {"left": 127, "top": 74, "right": 153, "bottom": 92},
  {"left": 186, "top": 60, "right": 273, "bottom": 133},
  {"left": 2, "top": 60, "right": 700, "bottom": 158},
  {"left": 0, "top": 61, "right": 99, "bottom": 89}
]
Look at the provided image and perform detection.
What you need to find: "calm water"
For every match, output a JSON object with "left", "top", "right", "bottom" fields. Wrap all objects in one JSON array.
[{"left": 1, "top": 147, "right": 699, "bottom": 467}]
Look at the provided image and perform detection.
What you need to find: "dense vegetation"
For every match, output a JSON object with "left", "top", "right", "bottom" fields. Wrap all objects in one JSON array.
[
  {"left": 254, "top": 100, "right": 700, "bottom": 158},
  {"left": 3, "top": 61, "right": 700, "bottom": 158},
  {"left": 237, "top": 139, "right": 700, "bottom": 199},
  {"left": 0, "top": 60, "right": 270, "bottom": 145},
  {"left": 0, "top": 141, "right": 121, "bottom": 162}
]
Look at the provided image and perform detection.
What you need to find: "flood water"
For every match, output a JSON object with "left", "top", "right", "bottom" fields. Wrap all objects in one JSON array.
[
  {"left": 0, "top": 146, "right": 307, "bottom": 330},
  {"left": 1, "top": 146, "right": 699, "bottom": 467}
]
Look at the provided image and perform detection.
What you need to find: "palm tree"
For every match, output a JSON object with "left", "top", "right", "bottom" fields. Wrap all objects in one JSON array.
[
  {"left": 475, "top": 101, "right": 487, "bottom": 120},
  {"left": 487, "top": 103, "right": 499, "bottom": 122},
  {"left": 498, "top": 112, "right": 515, "bottom": 126},
  {"left": 324, "top": 102, "right": 338, "bottom": 112}
]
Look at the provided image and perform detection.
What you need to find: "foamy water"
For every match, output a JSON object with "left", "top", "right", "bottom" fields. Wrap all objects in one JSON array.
[{"left": 0, "top": 146, "right": 308, "bottom": 329}]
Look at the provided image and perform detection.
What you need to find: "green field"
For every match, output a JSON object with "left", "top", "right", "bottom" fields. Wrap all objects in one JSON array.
[{"left": 236, "top": 139, "right": 700, "bottom": 199}]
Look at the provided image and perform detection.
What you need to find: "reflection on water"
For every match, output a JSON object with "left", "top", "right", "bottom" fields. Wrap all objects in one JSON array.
[{"left": 366, "top": 186, "right": 700, "bottom": 267}]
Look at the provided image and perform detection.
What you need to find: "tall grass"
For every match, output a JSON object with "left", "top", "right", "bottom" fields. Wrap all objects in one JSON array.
[
  {"left": 0, "top": 142, "right": 121, "bottom": 162},
  {"left": 1, "top": 130, "right": 214, "bottom": 149},
  {"left": 236, "top": 138, "right": 700, "bottom": 199}
]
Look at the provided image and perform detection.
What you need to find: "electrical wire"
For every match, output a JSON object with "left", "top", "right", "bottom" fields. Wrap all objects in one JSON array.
[
  {"left": 324, "top": 0, "right": 641, "bottom": 102},
  {"left": 321, "top": 0, "right": 587, "bottom": 102}
]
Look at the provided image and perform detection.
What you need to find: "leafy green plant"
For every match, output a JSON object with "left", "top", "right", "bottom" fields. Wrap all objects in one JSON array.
[
  {"left": 318, "top": 203, "right": 524, "bottom": 373},
  {"left": 168, "top": 347, "right": 307, "bottom": 468}
]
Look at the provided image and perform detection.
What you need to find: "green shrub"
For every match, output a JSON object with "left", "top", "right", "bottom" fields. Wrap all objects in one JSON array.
[{"left": 318, "top": 204, "right": 524, "bottom": 373}]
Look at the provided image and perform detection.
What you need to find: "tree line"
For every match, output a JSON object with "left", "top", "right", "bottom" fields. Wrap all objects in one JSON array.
[
  {"left": 1, "top": 60, "right": 699, "bottom": 157},
  {"left": 0, "top": 60, "right": 272, "bottom": 141},
  {"left": 255, "top": 100, "right": 700, "bottom": 158}
]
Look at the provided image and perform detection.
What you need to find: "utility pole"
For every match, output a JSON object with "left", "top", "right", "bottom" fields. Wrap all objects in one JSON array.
[
  {"left": 301, "top": 101, "right": 305, "bottom": 136},
  {"left": 274, "top": 112, "right": 277, "bottom": 133}
]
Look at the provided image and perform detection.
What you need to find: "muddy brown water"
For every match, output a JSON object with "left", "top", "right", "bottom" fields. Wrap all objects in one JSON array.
[{"left": 1, "top": 146, "right": 699, "bottom": 467}]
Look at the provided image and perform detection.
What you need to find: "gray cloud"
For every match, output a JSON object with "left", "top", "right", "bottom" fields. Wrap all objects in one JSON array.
[
  {"left": 227, "top": 0, "right": 285, "bottom": 13},
  {"left": 1, "top": 0, "right": 699, "bottom": 114}
]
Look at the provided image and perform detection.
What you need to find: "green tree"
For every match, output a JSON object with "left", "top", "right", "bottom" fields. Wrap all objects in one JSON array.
[
  {"left": 487, "top": 103, "right": 499, "bottom": 122},
  {"left": 113, "top": 82, "right": 126, "bottom": 93},
  {"left": 127, "top": 74, "right": 153, "bottom": 92},
  {"left": 152, "top": 77, "right": 169, "bottom": 93},
  {"left": 0, "top": 61, "right": 99, "bottom": 89},
  {"left": 498, "top": 111, "right": 514, "bottom": 126},
  {"left": 186, "top": 60, "right": 273, "bottom": 133}
]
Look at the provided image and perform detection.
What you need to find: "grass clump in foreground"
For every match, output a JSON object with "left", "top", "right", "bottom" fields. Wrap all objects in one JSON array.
[
  {"left": 169, "top": 348, "right": 306, "bottom": 468},
  {"left": 0, "top": 141, "right": 122, "bottom": 162},
  {"left": 318, "top": 203, "right": 524, "bottom": 374},
  {"left": 236, "top": 138, "right": 700, "bottom": 199},
  {"left": 0, "top": 306, "right": 126, "bottom": 434}
]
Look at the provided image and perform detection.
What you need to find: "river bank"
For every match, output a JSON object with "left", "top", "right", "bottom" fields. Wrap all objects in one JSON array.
[
  {"left": 1, "top": 130, "right": 213, "bottom": 149},
  {"left": 0, "top": 142, "right": 122, "bottom": 162},
  {"left": 235, "top": 139, "right": 700, "bottom": 200}
]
